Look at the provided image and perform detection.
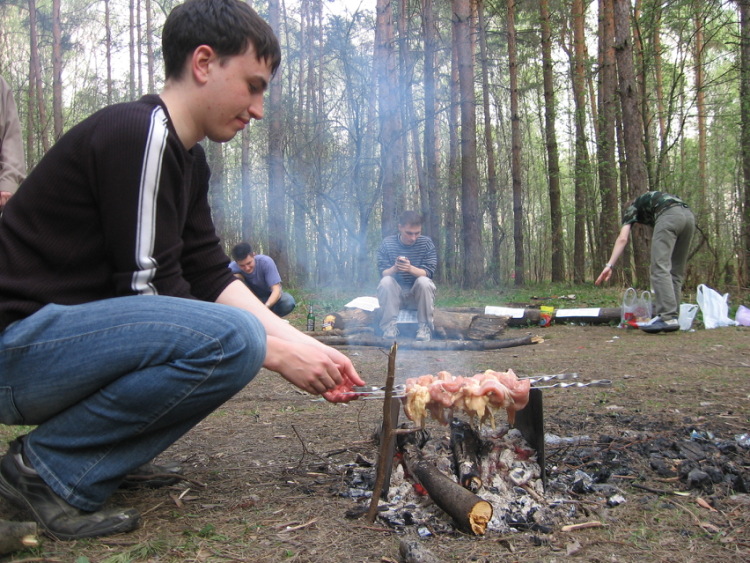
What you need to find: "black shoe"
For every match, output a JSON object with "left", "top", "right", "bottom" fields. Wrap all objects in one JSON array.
[
  {"left": 119, "top": 460, "right": 184, "bottom": 489},
  {"left": 0, "top": 439, "right": 140, "bottom": 540},
  {"left": 640, "top": 317, "right": 680, "bottom": 334}
]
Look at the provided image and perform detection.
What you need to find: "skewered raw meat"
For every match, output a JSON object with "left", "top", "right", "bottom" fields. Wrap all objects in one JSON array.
[{"left": 402, "top": 369, "right": 530, "bottom": 428}]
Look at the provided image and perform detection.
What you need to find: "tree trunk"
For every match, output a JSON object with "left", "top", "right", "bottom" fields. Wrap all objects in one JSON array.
[
  {"left": 614, "top": 0, "right": 650, "bottom": 286},
  {"left": 570, "top": 0, "right": 591, "bottom": 284},
  {"left": 478, "top": 0, "right": 503, "bottom": 284},
  {"left": 207, "top": 142, "right": 226, "bottom": 239},
  {"left": 105, "top": 0, "right": 113, "bottom": 105},
  {"left": 452, "top": 0, "right": 483, "bottom": 288},
  {"left": 597, "top": 0, "right": 619, "bottom": 276},
  {"left": 539, "top": 0, "right": 564, "bottom": 282},
  {"left": 267, "top": 0, "right": 288, "bottom": 279},
  {"left": 445, "top": 27, "right": 461, "bottom": 283},
  {"left": 422, "top": 0, "right": 441, "bottom": 279},
  {"left": 741, "top": 0, "right": 750, "bottom": 286},
  {"left": 146, "top": 0, "right": 155, "bottom": 94},
  {"left": 694, "top": 3, "right": 707, "bottom": 208},
  {"left": 376, "top": 0, "right": 404, "bottom": 238},
  {"left": 129, "top": 0, "right": 136, "bottom": 100},
  {"left": 28, "top": 0, "right": 49, "bottom": 154},
  {"left": 52, "top": 0, "right": 62, "bottom": 140},
  {"left": 508, "top": 0, "right": 524, "bottom": 286}
]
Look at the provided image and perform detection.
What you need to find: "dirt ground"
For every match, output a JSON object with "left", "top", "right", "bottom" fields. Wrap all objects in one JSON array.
[{"left": 2, "top": 321, "right": 750, "bottom": 562}]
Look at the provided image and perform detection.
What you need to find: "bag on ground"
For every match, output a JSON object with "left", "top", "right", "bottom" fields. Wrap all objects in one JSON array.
[
  {"left": 696, "top": 284, "right": 738, "bottom": 329},
  {"left": 621, "top": 287, "right": 652, "bottom": 328},
  {"left": 735, "top": 304, "right": 750, "bottom": 327}
]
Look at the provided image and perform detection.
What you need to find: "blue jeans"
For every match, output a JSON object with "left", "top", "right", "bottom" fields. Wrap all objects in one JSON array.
[{"left": 0, "top": 295, "right": 266, "bottom": 511}]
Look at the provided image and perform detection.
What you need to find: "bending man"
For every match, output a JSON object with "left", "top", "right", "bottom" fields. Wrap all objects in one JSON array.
[{"left": 596, "top": 191, "right": 695, "bottom": 334}]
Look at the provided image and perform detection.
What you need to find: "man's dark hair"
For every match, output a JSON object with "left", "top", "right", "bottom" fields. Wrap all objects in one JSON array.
[
  {"left": 231, "top": 242, "right": 254, "bottom": 261},
  {"left": 163, "top": 0, "right": 282, "bottom": 80},
  {"left": 398, "top": 210, "right": 423, "bottom": 227}
]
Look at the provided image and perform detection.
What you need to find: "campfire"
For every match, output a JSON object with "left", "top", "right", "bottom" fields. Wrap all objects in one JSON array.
[{"left": 339, "top": 345, "right": 750, "bottom": 540}]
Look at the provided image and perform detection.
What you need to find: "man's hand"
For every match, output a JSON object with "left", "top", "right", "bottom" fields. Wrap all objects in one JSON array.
[
  {"left": 0, "top": 191, "right": 12, "bottom": 210},
  {"left": 595, "top": 266, "right": 613, "bottom": 285},
  {"left": 264, "top": 337, "right": 365, "bottom": 402},
  {"left": 395, "top": 256, "right": 411, "bottom": 273}
]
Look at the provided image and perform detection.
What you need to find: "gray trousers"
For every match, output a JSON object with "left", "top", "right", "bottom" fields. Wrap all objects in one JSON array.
[
  {"left": 377, "top": 276, "right": 436, "bottom": 330},
  {"left": 651, "top": 205, "right": 695, "bottom": 321}
]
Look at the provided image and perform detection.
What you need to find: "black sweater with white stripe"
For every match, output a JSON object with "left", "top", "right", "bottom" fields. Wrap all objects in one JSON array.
[{"left": 0, "top": 95, "right": 235, "bottom": 330}]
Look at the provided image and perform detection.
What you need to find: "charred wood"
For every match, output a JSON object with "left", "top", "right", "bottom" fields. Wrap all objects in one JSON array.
[
  {"left": 0, "top": 520, "right": 38, "bottom": 555},
  {"left": 401, "top": 444, "right": 493, "bottom": 535},
  {"left": 450, "top": 419, "right": 483, "bottom": 492}
]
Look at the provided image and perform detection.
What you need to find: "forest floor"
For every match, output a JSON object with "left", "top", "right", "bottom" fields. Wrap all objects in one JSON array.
[{"left": 1, "top": 312, "right": 749, "bottom": 562}]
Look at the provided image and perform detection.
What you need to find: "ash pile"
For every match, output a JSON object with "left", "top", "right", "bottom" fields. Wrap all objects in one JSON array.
[{"left": 339, "top": 419, "right": 750, "bottom": 537}]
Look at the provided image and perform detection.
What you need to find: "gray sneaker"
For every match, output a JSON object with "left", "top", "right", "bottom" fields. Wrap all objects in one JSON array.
[
  {"left": 382, "top": 325, "right": 399, "bottom": 339},
  {"left": 416, "top": 324, "right": 431, "bottom": 341},
  {"left": 640, "top": 318, "right": 679, "bottom": 334}
]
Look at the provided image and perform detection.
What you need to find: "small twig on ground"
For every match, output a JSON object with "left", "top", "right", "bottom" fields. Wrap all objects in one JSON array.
[
  {"left": 276, "top": 518, "right": 318, "bottom": 532},
  {"left": 631, "top": 482, "right": 673, "bottom": 495},
  {"left": 352, "top": 524, "right": 399, "bottom": 533},
  {"left": 561, "top": 521, "right": 603, "bottom": 532},
  {"left": 291, "top": 424, "right": 333, "bottom": 470}
]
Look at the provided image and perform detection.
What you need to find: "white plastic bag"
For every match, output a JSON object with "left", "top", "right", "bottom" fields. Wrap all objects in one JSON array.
[
  {"left": 620, "top": 288, "right": 652, "bottom": 328},
  {"left": 696, "top": 284, "right": 738, "bottom": 329},
  {"left": 678, "top": 303, "right": 698, "bottom": 331}
]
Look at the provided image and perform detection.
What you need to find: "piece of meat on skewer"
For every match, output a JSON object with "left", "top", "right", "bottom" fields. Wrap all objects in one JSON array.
[{"left": 401, "top": 369, "right": 530, "bottom": 428}]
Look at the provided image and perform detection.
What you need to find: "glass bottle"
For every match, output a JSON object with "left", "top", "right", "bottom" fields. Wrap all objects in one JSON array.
[{"left": 306, "top": 305, "right": 315, "bottom": 332}]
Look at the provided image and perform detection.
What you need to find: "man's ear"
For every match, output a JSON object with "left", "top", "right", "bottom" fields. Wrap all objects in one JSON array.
[{"left": 191, "top": 45, "right": 216, "bottom": 85}]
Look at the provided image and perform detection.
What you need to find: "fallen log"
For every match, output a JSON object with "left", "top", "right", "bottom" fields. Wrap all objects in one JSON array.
[
  {"left": 321, "top": 308, "right": 508, "bottom": 340},
  {"left": 443, "top": 306, "right": 623, "bottom": 326},
  {"left": 310, "top": 334, "right": 542, "bottom": 350},
  {"left": 0, "top": 520, "right": 39, "bottom": 555},
  {"left": 401, "top": 444, "right": 493, "bottom": 535}
]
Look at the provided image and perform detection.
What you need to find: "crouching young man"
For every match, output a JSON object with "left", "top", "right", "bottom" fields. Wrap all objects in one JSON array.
[{"left": 0, "top": 0, "right": 363, "bottom": 540}]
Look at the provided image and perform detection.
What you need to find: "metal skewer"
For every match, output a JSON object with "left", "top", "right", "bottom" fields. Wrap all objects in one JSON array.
[
  {"left": 521, "top": 372, "right": 579, "bottom": 384},
  {"left": 532, "top": 379, "right": 612, "bottom": 389}
]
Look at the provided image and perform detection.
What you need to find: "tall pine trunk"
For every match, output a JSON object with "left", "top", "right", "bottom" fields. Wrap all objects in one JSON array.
[
  {"left": 508, "top": 0, "right": 524, "bottom": 286},
  {"left": 453, "top": 0, "right": 483, "bottom": 288},
  {"left": 539, "top": 0, "right": 564, "bottom": 282},
  {"left": 422, "top": 0, "right": 442, "bottom": 280},
  {"left": 375, "top": 0, "right": 404, "bottom": 237},
  {"left": 571, "top": 0, "right": 591, "bottom": 284},
  {"left": 614, "top": 0, "right": 649, "bottom": 286},
  {"left": 597, "top": 0, "right": 619, "bottom": 277},
  {"left": 267, "top": 0, "right": 288, "bottom": 279},
  {"left": 740, "top": 0, "right": 750, "bottom": 286},
  {"left": 478, "top": 0, "right": 503, "bottom": 284}
]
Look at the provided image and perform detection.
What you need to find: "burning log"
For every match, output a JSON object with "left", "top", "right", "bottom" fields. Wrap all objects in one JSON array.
[
  {"left": 401, "top": 444, "right": 493, "bottom": 535},
  {"left": 450, "top": 419, "right": 483, "bottom": 492},
  {"left": 0, "top": 520, "right": 38, "bottom": 555}
]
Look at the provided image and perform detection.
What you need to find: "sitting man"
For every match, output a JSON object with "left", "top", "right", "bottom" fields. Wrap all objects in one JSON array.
[
  {"left": 376, "top": 210, "right": 437, "bottom": 341},
  {"left": 229, "top": 242, "right": 296, "bottom": 317}
]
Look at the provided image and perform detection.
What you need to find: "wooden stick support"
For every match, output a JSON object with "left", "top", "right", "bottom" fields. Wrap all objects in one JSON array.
[{"left": 366, "top": 343, "right": 399, "bottom": 523}]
